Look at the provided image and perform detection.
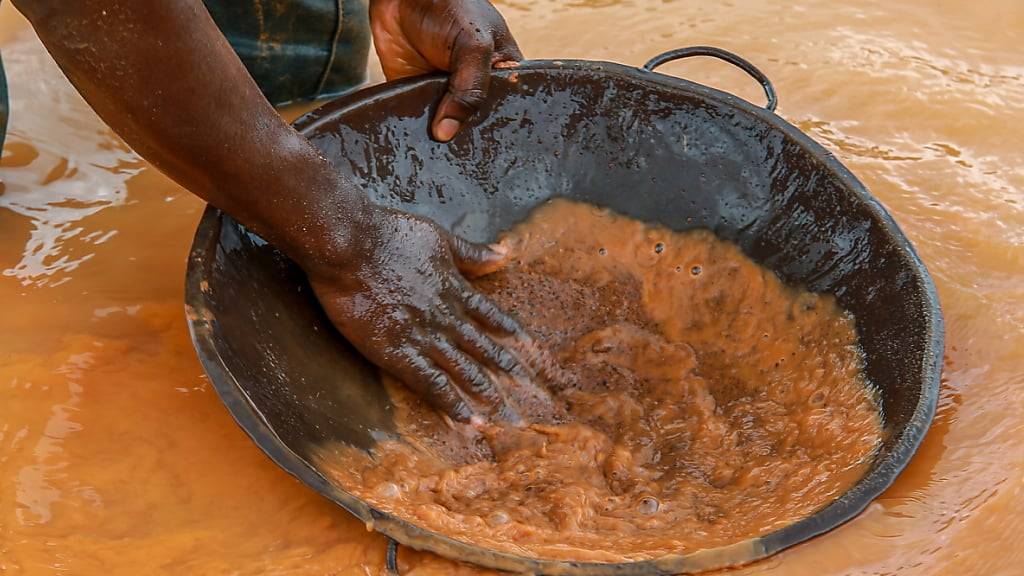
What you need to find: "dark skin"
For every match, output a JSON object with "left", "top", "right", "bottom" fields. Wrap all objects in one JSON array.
[{"left": 12, "top": 0, "right": 547, "bottom": 423}]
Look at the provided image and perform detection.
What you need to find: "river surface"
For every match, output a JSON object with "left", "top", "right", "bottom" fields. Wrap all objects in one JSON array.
[{"left": 0, "top": 1, "right": 1021, "bottom": 574}]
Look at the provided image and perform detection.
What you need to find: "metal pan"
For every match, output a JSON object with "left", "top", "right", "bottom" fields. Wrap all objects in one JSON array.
[{"left": 185, "top": 46, "right": 942, "bottom": 574}]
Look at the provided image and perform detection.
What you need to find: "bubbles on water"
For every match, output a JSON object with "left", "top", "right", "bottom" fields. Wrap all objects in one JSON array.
[
  {"left": 598, "top": 247, "right": 607, "bottom": 256},
  {"left": 638, "top": 496, "right": 660, "bottom": 515},
  {"left": 654, "top": 242, "right": 665, "bottom": 254},
  {"left": 809, "top": 391, "right": 826, "bottom": 406},
  {"left": 376, "top": 482, "right": 400, "bottom": 499},
  {"left": 487, "top": 510, "right": 511, "bottom": 526},
  {"left": 690, "top": 265, "right": 702, "bottom": 276}
]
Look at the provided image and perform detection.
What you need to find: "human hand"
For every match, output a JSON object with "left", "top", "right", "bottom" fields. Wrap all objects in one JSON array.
[
  {"left": 370, "top": 0, "right": 523, "bottom": 141},
  {"left": 303, "top": 204, "right": 552, "bottom": 423}
]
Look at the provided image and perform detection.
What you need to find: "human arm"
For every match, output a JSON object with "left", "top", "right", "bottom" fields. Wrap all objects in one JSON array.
[{"left": 11, "top": 0, "right": 544, "bottom": 422}]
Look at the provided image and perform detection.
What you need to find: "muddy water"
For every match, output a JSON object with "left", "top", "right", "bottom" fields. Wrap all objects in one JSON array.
[
  {"left": 0, "top": 0, "right": 1021, "bottom": 574},
  {"left": 321, "top": 200, "right": 882, "bottom": 562}
]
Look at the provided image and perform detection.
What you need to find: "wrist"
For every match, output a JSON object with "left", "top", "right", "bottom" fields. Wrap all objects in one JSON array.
[
  {"left": 271, "top": 174, "right": 375, "bottom": 275},
  {"left": 220, "top": 133, "right": 374, "bottom": 274}
]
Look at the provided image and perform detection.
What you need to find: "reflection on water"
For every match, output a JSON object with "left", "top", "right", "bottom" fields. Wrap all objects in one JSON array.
[
  {"left": 0, "top": 32, "right": 143, "bottom": 287},
  {"left": 829, "top": 28, "right": 1024, "bottom": 107},
  {"left": 15, "top": 352, "right": 90, "bottom": 527},
  {"left": 1, "top": 0, "right": 1022, "bottom": 574}
]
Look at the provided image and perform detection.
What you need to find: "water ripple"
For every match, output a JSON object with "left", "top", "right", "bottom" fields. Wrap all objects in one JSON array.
[{"left": 0, "top": 30, "right": 143, "bottom": 288}]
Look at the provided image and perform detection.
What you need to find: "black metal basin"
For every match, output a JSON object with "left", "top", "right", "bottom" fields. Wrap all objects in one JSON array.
[{"left": 185, "top": 47, "right": 943, "bottom": 575}]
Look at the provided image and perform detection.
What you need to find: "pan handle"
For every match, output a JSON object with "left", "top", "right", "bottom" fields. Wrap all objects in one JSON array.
[{"left": 642, "top": 46, "right": 778, "bottom": 112}]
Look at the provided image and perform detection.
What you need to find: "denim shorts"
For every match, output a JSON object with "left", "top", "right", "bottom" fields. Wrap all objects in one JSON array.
[{"left": 0, "top": 0, "right": 371, "bottom": 151}]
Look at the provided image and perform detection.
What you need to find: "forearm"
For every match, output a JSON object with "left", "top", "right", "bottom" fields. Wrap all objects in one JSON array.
[{"left": 13, "top": 0, "right": 369, "bottom": 264}]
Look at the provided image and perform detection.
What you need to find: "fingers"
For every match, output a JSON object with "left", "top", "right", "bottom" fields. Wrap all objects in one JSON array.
[
  {"left": 452, "top": 319, "right": 524, "bottom": 376},
  {"left": 432, "top": 30, "right": 524, "bottom": 142},
  {"left": 445, "top": 230, "right": 526, "bottom": 338},
  {"left": 389, "top": 346, "right": 473, "bottom": 422},
  {"left": 492, "top": 26, "right": 524, "bottom": 65},
  {"left": 463, "top": 290, "right": 525, "bottom": 337},
  {"left": 448, "top": 234, "right": 508, "bottom": 278},
  {"left": 428, "top": 338, "right": 502, "bottom": 406},
  {"left": 433, "top": 33, "right": 494, "bottom": 142}
]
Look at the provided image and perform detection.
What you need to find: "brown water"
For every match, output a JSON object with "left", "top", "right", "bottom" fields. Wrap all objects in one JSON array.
[
  {"left": 0, "top": 1, "right": 1021, "bottom": 574},
  {"left": 320, "top": 199, "right": 882, "bottom": 562}
]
